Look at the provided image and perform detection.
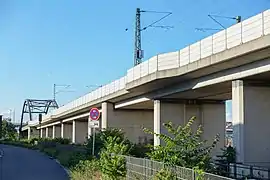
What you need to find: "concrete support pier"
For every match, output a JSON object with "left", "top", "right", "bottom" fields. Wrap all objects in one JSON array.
[
  {"left": 72, "top": 120, "right": 88, "bottom": 144},
  {"left": 62, "top": 123, "right": 72, "bottom": 141},
  {"left": 101, "top": 102, "right": 153, "bottom": 144},
  {"left": 153, "top": 100, "right": 225, "bottom": 155},
  {"left": 232, "top": 80, "right": 270, "bottom": 167}
]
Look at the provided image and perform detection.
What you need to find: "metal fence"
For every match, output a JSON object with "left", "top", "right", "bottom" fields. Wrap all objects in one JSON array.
[{"left": 124, "top": 156, "right": 234, "bottom": 180}]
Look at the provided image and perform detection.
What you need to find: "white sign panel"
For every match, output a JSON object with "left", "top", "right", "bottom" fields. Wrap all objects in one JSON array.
[{"left": 88, "top": 121, "right": 99, "bottom": 128}]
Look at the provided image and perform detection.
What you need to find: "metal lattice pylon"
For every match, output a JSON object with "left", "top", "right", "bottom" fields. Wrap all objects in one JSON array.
[{"left": 19, "top": 99, "right": 58, "bottom": 133}]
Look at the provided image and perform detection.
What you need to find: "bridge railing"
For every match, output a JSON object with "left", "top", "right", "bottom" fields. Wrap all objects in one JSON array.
[
  {"left": 40, "top": 9, "right": 270, "bottom": 122},
  {"left": 126, "top": 9, "right": 270, "bottom": 83}
]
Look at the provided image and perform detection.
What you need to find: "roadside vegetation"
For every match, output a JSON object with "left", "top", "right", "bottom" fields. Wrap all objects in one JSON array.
[{"left": 0, "top": 117, "right": 235, "bottom": 180}]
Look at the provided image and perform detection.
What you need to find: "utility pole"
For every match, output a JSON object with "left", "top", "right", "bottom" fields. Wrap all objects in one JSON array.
[
  {"left": 132, "top": 8, "right": 173, "bottom": 66},
  {"left": 134, "top": 8, "right": 142, "bottom": 66}
]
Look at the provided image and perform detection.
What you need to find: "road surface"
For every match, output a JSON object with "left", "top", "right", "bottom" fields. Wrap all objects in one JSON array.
[{"left": 0, "top": 144, "right": 69, "bottom": 180}]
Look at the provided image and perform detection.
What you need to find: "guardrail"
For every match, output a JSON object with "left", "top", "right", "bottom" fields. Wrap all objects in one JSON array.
[
  {"left": 40, "top": 9, "right": 269, "bottom": 122},
  {"left": 126, "top": 9, "right": 270, "bottom": 83}
]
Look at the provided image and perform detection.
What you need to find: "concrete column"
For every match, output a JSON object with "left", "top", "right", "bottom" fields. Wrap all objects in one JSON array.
[
  {"left": 52, "top": 126, "right": 56, "bottom": 139},
  {"left": 72, "top": 120, "right": 76, "bottom": 143},
  {"left": 41, "top": 128, "right": 46, "bottom": 138},
  {"left": 40, "top": 128, "right": 43, "bottom": 138},
  {"left": 153, "top": 100, "right": 225, "bottom": 155},
  {"left": 232, "top": 80, "right": 244, "bottom": 162},
  {"left": 232, "top": 80, "right": 270, "bottom": 167},
  {"left": 154, "top": 100, "right": 161, "bottom": 146},
  {"left": 27, "top": 127, "right": 31, "bottom": 140},
  {"left": 61, "top": 123, "right": 64, "bottom": 138},
  {"left": 101, "top": 102, "right": 154, "bottom": 144},
  {"left": 45, "top": 127, "right": 49, "bottom": 138},
  {"left": 102, "top": 102, "right": 112, "bottom": 129}
]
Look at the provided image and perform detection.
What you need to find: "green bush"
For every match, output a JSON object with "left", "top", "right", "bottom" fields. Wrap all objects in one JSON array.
[
  {"left": 86, "top": 128, "right": 131, "bottom": 157},
  {"left": 129, "top": 143, "right": 151, "bottom": 158},
  {"left": 53, "top": 137, "right": 71, "bottom": 145},
  {"left": 70, "top": 159, "right": 101, "bottom": 180},
  {"left": 154, "top": 168, "right": 177, "bottom": 180},
  {"left": 43, "top": 147, "right": 58, "bottom": 158},
  {"left": 56, "top": 150, "right": 88, "bottom": 168},
  {"left": 100, "top": 136, "right": 129, "bottom": 180},
  {"left": 143, "top": 116, "right": 219, "bottom": 171}
]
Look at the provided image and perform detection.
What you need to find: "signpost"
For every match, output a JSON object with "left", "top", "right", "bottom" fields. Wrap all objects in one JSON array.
[{"left": 88, "top": 108, "right": 100, "bottom": 156}]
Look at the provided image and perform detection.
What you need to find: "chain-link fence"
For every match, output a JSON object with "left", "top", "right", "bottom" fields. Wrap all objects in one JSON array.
[{"left": 125, "top": 156, "right": 234, "bottom": 180}]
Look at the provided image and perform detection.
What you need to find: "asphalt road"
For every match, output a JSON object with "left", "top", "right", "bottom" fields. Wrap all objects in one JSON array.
[{"left": 0, "top": 144, "right": 69, "bottom": 180}]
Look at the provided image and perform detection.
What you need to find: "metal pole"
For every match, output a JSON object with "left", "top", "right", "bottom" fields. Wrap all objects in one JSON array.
[
  {"left": 92, "top": 128, "right": 96, "bottom": 156},
  {"left": 134, "top": 8, "right": 142, "bottom": 66},
  {"left": 0, "top": 115, "right": 2, "bottom": 139}
]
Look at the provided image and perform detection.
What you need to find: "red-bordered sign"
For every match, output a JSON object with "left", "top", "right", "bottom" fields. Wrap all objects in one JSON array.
[{"left": 89, "top": 108, "right": 100, "bottom": 121}]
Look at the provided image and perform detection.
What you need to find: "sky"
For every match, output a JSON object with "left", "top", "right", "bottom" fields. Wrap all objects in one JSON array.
[{"left": 0, "top": 0, "right": 269, "bottom": 122}]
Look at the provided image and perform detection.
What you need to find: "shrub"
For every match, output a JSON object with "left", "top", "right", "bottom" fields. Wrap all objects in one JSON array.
[
  {"left": 70, "top": 159, "right": 101, "bottom": 180},
  {"left": 129, "top": 143, "right": 151, "bottom": 158},
  {"left": 154, "top": 168, "right": 177, "bottom": 180},
  {"left": 100, "top": 136, "right": 129, "bottom": 180},
  {"left": 53, "top": 137, "right": 71, "bottom": 145},
  {"left": 56, "top": 150, "right": 88, "bottom": 168},
  {"left": 43, "top": 148, "right": 58, "bottom": 158},
  {"left": 143, "top": 116, "right": 219, "bottom": 171},
  {"left": 86, "top": 128, "right": 130, "bottom": 157}
]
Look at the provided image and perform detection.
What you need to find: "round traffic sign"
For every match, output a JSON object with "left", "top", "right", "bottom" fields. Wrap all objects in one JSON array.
[{"left": 89, "top": 108, "right": 100, "bottom": 121}]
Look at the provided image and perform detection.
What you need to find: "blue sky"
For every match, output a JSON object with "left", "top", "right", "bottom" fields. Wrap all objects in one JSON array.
[{"left": 0, "top": 0, "right": 269, "bottom": 122}]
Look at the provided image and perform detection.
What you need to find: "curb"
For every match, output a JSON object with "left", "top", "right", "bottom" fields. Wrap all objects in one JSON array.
[{"left": 54, "top": 158, "right": 70, "bottom": 177}]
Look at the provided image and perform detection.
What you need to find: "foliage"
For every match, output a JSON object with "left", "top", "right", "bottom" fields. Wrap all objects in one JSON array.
[
  {"left": 129, "top": 143, "right": 151, "bottom": 158},
  {"left": 43, "top": 147, "right": 58, "bottom": 158},
  {"left": 215, "top": 145, "right": 236, "bottom": 176},
  {"left": 143, "top": 116, "right": 219, "bottom": 171},
  {"left": 70, "top": 159, "right": 101, "bottom": 180},
  {"left": 100, "top": 136, "right": 129, "bottom": 180},
  {"left": 153, "top": 168, "right": 177, "bottom": 180},
  {"left": 86, "top": 128, "right": 131, "bottom": 157},
  {"left": 53, "top": 137, "right": 71, "bottom": 145},
  {"left": 194, "top": 166, "right": 205, "bottom": 180},
  {"left": 1, "top": 120, "right": 17, "bottom": 140}
]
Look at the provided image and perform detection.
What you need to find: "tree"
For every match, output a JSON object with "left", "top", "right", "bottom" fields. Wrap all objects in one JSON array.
[
  {"left": 143, "top": 116, "right": 219, "bottom": 171},
  {"left": 2, "top": 120, "right": 17, "bottom": 140}
]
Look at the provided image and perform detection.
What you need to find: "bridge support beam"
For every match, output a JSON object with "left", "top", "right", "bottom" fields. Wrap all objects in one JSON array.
[
  {"left": 232, "top": 80, "right": 270, "bottom": 167},
  {"left": 101, "top": 102, "right": 154, "bottom": 144},
  {"left": 154, "top": 99, "right": 225, "bottom": 155}
]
